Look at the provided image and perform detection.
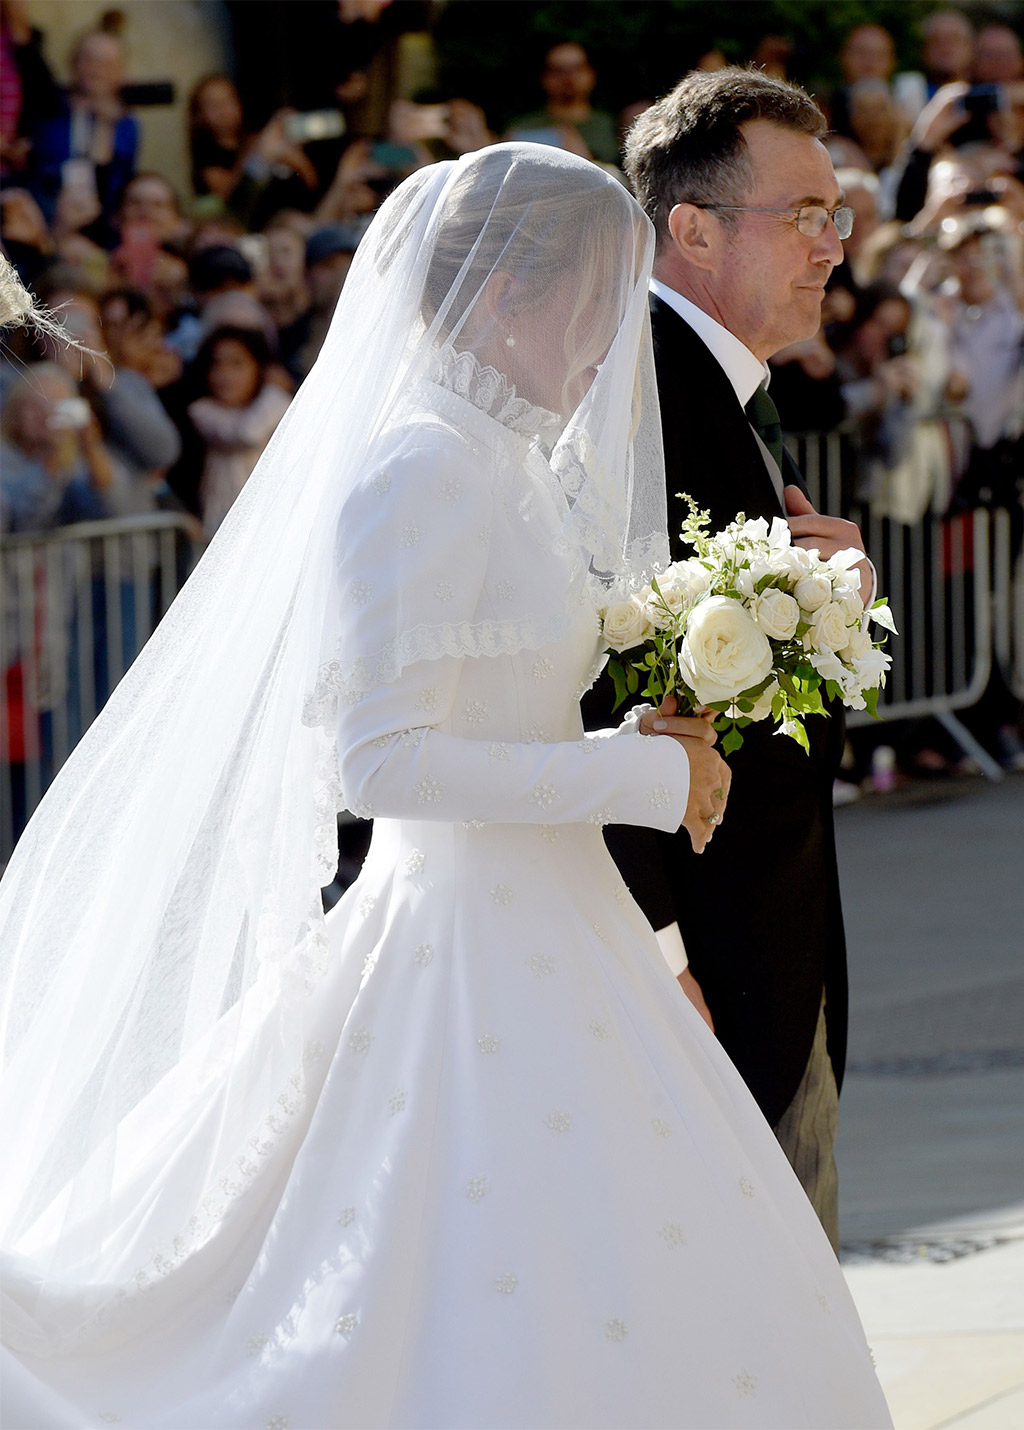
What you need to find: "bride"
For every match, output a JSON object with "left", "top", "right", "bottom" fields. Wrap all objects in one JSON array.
[{"left": 0, "top": 144, "right": 891, "bottom": 1428}]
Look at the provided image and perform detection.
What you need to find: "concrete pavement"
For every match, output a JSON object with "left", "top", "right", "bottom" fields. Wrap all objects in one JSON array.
[{"left": 833, "top": 771, "right": 1024, "bottom": 1429}]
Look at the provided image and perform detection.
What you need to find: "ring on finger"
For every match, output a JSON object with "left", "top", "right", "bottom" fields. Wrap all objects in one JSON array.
[
  {"left": 713, "top": 786, "right": 725, "bottom": 800},
  {"left": 704, "top": 811, "right": 720, "bottom": 826}
]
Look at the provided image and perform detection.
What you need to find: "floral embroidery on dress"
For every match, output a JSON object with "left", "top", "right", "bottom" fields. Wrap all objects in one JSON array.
[
  {"left": 495, "top": 1273, "right": 518, "bottom": 1294},
  {"left": 405, "top": 849, "right": 425, "bottom": 874},
  {"left": 371, "top": 733, "right": 393, "bottom": 748},
  {"left": 415, "top": 776, "right": 444, "bottom": 804},
  {"left": 336, "top": 1314, "right": 359, "bottom": 1335},
  {"left": 531, "top": 656, "right": 555, "bottom": 681},
  {"left": 496, "top": 580, "right": 517, "bottom": 600},
  {"left": 739, "top": 1177, "right": 756, "bottom": 1198},
  {"left": 441, "top": 475, "right": 461, "bottom": 504},
  {"left": 649, "top": 784, "right": 672, "bottom": 810},
  {"left": 476, "top": 526, "right": 491, "bottom": 545},
  {"left": 348, "top": 579, "right": 373, "bottom": 607},
  {"left": 477, "top": 1035, "right": 500, "bottom": 1054},
  {"left": 733, "top": 1371, "right": 757, "bottom": 1397},
  {"left": 388, "top": 1089, "right": 406, "bottom": 1115},
  {"left": 588, "top": 808, "right": 613, "bottom": 827},
  {"left": 358, "top": 893, "right": 376, "bottom": 918},
  {"left": 605, "top": 1320, "right": 629, "bottom": 1342},
  {"left": 540, "top": 826, "right": 559, "bottom": 843},
  {"left": 651, "top": 1119, "right": 672, "bottom": 1138},
  {"left": 414, "top": 943, "right": 434, "bottom": 965},
  {"left": 348, "top": 1029, "right": 373, "bottom": 1055},
  {"left": 545, "top": 1110, "right": 573, "bottom": 1133},
  {"left": 415, "top": 687, "right": 440, "bottom": 714},
  {"left": 817, "top": 1293, "right": 830, "bottom": 1313},
  {"left": 461, "top": 818, "right": 485, "bottom": 830},
  {"left": 488, "top": 742, "right": 511, "bottom": 761},
  {"left": 576, "top": 737, "right": 599, "bottom": 755},
  {"left": 372, "top": 470, "right": 391, "bottom": 494},
  {"left": 614, "top": 887, "right": 629, "bottom": 907},
  {"left": 523, "top": 724, "right": 548, "bottom": 743},
  {"left": 592, "top": 924, "right": 608, "bottom": 943},
  {"left": 590, "top": 1021, "right": 611, "bottom": 1040},
  {"left": 434, "top": 580, "right": 454, "bottom": 602},
  {"left": 465, "top": 1176, "right": 489, "bottom": 1202},
  {"left": 400, "top": 523, "right": 421, "bottom": 548},
  {"left": 400, "top": 728, "right": 426, "bottom": 749},
  {"left": 267, "top": 1416, "right": 290, "bottom": 1430},
  {"left": 246, "top": 1332, "right": 269, "bottom": 1356},
  {"left": 530, "top": 783, "right": 558, "bottom": 810},
  {"left": 463, "top": 700, "right": 489, "bottom": 724},
  {"left": 490, "top": 884, "right": 514, "bottom": 906},
  {"left": 338, "top": 1207, "right": 356, "bottom": 1227},
  {"left": 659, "top": 1222, "right": 687, "bottom": 1248},
  {"left": 528, "top": 953, "right": 555, "bottom": 977}
]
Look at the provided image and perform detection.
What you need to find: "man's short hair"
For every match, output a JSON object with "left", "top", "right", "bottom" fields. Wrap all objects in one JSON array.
[{"left": 624, "top": 67, "right": 827, "bottom": 248}]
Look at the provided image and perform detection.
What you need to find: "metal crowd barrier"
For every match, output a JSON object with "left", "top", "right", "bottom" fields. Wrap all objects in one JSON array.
[
  {"left": 1, "top": 512, "right": 198, "bottom": 862},
  {"left": 993, "top": 507, "right": 1024, "bottom": 705},
  {"left": 788, "top": 432, "right": 1015, "bottom": 780},
  {"left": 2, "top": 447, "right": 1022, "bottom": 861}
]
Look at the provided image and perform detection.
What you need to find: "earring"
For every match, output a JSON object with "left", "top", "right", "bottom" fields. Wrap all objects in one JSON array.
[{"left": 505, "top": 326, "right": 515, "bottom": 348}]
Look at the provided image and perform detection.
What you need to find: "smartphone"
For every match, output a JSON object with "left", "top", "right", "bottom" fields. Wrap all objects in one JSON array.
[
  {"left": 47, "top": 397, "right": 91, "bottom": 431},
  {"left": 369, "top": 141, "right": 419, "bottom": 168},
  {"left": 952, "top": 83, "right": 1005, "bottom": 147},
  {"left": 284, "top": 110, "right": 347, "bottom": 144},
  {"left": 120, "top": 81, "right": 175, "bottom": 107},
  {"left": 963, "top": 188, "right": 1000, "bottom": 206},
  {"left": 60, "top": 157, "right": 98, "bottom": 205}
]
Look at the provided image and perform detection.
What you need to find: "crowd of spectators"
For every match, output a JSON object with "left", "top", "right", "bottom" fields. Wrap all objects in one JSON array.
[{"left": 1, "top": 2, "right": 1022, "bottom": 777}]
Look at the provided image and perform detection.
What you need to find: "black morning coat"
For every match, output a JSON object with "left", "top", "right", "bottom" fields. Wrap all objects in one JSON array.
[{"left": 584, "top": 293, "right": 849, "bottom": 1129}]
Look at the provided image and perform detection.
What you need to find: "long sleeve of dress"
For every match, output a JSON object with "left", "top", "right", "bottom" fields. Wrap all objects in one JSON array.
[{"left": 333, "top": 424, "right": 691, "bottom": 834}]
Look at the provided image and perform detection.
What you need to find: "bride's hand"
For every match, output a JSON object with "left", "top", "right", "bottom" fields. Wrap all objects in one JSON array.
[{"left": 639, "top": 697, "right": 731, "bottom": 853}]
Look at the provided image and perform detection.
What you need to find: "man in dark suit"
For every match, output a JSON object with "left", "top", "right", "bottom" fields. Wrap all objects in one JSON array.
[{"left": 610, "top": 69, "right": 873, "bottom": 1250}]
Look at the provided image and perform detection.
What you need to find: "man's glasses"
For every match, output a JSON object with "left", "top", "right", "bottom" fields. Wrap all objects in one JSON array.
[{"left": 693, "top": 204, "right": 855, "bottom": 240}]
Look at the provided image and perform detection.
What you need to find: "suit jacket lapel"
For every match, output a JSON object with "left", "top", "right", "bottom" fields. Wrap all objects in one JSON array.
[{"left": 649, "top": 294, "right": 787, "bottom": 546}]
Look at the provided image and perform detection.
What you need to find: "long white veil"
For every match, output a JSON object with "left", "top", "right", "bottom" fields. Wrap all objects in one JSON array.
[{"left": 0, "top": 144, "right": 667, "bottom": 1356}]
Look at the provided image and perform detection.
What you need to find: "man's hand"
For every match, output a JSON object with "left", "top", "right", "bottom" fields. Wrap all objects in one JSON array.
[
  {"left": 677, "top": 966, "right": 714, "bottom": 1031},
  {"left": 639, "top": 696, "right": 731, "bottom": 854},
  {"left": 784, "top": 485, "right": 872, "bottom": 601}
]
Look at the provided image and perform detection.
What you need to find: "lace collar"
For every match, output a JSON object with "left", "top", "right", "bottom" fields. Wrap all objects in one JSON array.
[{"left": 429, "top": 346, "right": 565, "bottom": 450}]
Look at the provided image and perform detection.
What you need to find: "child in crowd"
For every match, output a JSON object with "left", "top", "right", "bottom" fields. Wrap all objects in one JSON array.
[{"left": 187, "top": 325, "right": 291, "bottom": 538}]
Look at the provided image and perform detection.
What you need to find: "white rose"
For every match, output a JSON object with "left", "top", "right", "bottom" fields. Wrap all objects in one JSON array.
[
  {"left": 808, "top": 600, "right": 850, "bottom": 652},
  {"left": 602, "top": 598, "right": 655, "bottom": 652},
  {"left": 794, "top": 572, "right": 832, "bottom": 612},
  {"left": 649, "top": 562, "right": 709, "bottom": 628},
  {"left": 839, "top": 628, "right": 873, "bottom": 663},
  {"left": 754, "top": 589, "right": 800, "bottom": 641},
  {"left": 679, "top": 595, "right": 774, "bottom": 705}
]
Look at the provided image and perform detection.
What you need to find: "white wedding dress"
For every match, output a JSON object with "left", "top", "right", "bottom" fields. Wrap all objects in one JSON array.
[{"left": 3, "top": 369, "right": 891, "bottom": 1430}]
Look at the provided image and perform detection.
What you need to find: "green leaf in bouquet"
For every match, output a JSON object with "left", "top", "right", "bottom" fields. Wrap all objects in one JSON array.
[
  {"left": 626, "top": 666, "right": 639, "bottom": 695},
  {"left": 783, "top": 719, "right": 811, "bottom": 753},
  {"left": 609, "top": 659, "right": 629, "bottom": 712},
  {"left": 721, "top": 725, "right": 745, "bottom": 756},
  {"left": 864, "top": 685, "right": 881, "bottom": 719}
]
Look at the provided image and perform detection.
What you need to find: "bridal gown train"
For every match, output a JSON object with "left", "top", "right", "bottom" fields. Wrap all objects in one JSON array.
[{"left": 2, "top": 375, "right": 891, "bottom": 1429}]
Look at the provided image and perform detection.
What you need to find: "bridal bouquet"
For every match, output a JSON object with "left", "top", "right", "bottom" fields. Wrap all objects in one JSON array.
[{"left": 600, "top": 499, "right": 896, "bottom": 754}]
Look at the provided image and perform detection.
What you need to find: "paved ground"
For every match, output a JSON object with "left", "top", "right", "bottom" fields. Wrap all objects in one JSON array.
[{"left": 833, "top": 771, "right": 1024, "bottom": 1429}]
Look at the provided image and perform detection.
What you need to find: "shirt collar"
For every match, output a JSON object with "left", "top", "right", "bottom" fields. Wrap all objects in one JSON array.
[{"left": 650, "top": 278, "right": 770, "bottom": 407}]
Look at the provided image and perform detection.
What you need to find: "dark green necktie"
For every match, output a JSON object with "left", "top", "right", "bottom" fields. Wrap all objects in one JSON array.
[{"left": 745, "top": 384, "right": 784, "bottom": 472}]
